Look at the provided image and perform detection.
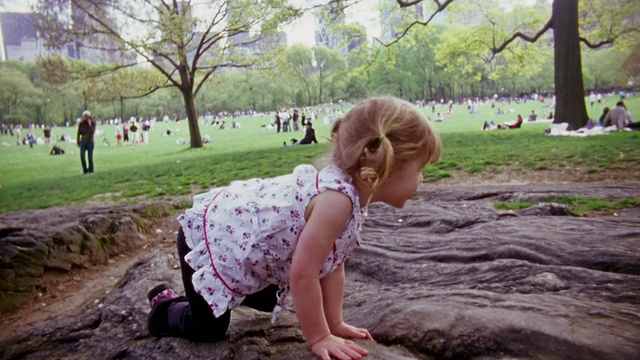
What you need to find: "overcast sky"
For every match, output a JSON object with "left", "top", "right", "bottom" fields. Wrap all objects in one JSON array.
[{"left": 0, "top": 0, "right": 34, "bottom": 12}]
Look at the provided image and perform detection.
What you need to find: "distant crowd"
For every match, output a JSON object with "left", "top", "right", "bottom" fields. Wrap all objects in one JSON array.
[{"left": 2, "top": 90, "right": 637, "bottom": 149}]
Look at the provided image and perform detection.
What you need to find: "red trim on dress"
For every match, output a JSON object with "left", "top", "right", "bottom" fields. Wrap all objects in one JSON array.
[{"left": 202, "top": 191, "right": 242, "bottom": 295}]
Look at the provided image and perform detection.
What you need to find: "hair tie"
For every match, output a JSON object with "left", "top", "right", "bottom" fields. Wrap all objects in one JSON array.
[{"left": 379, "top": 134, "right": 385, "bottom": 140}]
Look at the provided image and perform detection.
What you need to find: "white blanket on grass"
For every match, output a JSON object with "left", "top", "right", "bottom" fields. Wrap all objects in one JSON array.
[{"left": 546, "top": 123, "right": 622, "bottom": 137}]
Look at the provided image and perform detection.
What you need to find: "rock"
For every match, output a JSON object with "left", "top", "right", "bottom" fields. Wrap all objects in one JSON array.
[
  {"left": 0, "top": 183, "right": 639, "bottom": 359},
  {"left": 0, "top": 201, "right": 175, "bottom": 315}
]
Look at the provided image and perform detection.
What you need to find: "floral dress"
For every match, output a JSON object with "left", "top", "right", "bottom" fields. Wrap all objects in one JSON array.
[{"left": 178, "top": 164, "right": 363, "bottom": 322}]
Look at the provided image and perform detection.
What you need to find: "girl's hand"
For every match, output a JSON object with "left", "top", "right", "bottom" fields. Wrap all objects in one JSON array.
[
  {"left": 311, "top": 334, "right": 369, "bottom": 360},
  {"left": 330, "top": 322, "right": 375, "bottom": 342}
]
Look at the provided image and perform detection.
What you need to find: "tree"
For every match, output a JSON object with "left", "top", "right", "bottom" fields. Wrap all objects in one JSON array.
[
  {"left": 378, "top": 0, "right": 640, "bottom": 130},
  {"left": 0, "top": 64, "right": 44, "bottom": 124},
  {"left": 312, "top": 46, "right": 345, "bottom": 104},
  {"left": 35, "top": 0, "right": 299, "bottom": 147},
  {"left": 286, "top": 45, "right": 316, "bottom": 106}
]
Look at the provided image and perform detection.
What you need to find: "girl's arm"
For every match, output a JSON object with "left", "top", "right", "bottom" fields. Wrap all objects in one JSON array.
[
  {"left": 320, "top": 263, "right": 345, "bottom": 331},
  {"left": 322, "top": 263, "right": 375, "bottom": 343},
  {"left": 291, "top": 190, "right": 350, "bottom": 344},
  {"left": 291, "top": 190, "right": 368, "bottom": 359}
]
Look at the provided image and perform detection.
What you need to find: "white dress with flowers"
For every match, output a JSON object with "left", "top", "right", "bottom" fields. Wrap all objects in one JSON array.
[{"left": 177, "top": 164, "right": 362, "bottom": 321}]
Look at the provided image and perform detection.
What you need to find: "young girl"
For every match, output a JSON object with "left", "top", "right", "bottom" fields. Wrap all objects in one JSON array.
[{"left": 147, "top": 96, "right": 442, "bottom": 359}]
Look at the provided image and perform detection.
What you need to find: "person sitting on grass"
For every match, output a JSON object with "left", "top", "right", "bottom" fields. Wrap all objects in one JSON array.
[
  {"left": 50, "top": 145, "right": 66, "bottom": 155},
  {"left": 482, "top": 121, "right": 497, "bottom": 131},
  {"left": 601, "top": 101, "right": 632, "bottom": 130},
  {"left": 497, "top": 114, "right": 524, "bottom": 129},
  {"left": 483, "top": 114, "right": 523, "bottom": 131},
  {"left": 284, "top": 122, "right": 318, "bottom": 147}
]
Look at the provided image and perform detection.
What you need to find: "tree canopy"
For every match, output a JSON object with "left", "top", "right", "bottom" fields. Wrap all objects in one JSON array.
[
  {"left": 35, "top": 0, "right": 300, "bottom": 147},
  {"left": 379, "top": 0, "right": 640, "bottom": 129}
]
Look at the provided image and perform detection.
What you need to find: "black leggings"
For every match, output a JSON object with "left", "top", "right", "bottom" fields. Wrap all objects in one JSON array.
[{"left": 148, "top": 228, "right": 278, "bottom": 342}]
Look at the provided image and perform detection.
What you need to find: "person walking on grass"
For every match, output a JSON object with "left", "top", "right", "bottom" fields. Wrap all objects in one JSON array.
[
  {"left": 115, "top": 123, "right": 122, "bottom": 146},
  {"left": 76, "top": 110, "right": 96, "bottom": 174},
  {"left": 146, "top": 96, "right": 442, "bottom": 360}
]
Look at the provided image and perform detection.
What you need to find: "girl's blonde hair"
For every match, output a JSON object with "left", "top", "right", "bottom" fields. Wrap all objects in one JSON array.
[{"left": 326, "top": 96, "right": 441, "bottom": 194}]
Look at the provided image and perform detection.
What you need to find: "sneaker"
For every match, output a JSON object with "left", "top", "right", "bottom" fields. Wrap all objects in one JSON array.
[{"left": 148, "top": 283, "right": 179, "bottom": 308}]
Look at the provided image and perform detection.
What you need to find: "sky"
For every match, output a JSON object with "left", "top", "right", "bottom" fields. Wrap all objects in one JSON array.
[
  {"left": 0, "top": 0, "right": 34, "bottom": 12},
  {"left": 284, "top": 0, "right": 382, "bottom": 47}
]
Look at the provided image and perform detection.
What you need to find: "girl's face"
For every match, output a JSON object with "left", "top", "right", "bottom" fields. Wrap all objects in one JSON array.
[{"left": 374, "top": 158, "right": 424, "bottom": 208}]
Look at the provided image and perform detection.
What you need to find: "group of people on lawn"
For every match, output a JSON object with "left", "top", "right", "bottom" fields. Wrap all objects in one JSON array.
[{"left": 482, "top": 100, "right": 636, "bottom": 132}]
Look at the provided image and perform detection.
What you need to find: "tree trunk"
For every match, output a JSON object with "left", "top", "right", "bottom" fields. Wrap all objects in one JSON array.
[
  {"left": 183, "top": 89, "right": 203, "bottom": 148},
  {"left": 318, "top": 74, "right": 324, "bottom": 104},
  {"left": 119, "top": 97, "right": 124, "bottom": 123},
  {"left": 177, "top": 64, "right": 203, "bottom": 148},
  {"left": 552, "top": 0, "right": 589, "bottom": 130}
]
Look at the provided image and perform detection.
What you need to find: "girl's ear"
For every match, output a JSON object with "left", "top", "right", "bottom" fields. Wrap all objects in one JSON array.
[{"left": 359, "top": 167, "right": 377, "bottom": 183}]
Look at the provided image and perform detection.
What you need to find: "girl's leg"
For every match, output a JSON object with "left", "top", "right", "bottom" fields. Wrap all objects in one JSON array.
[
  {"left": 148, "top": 228, "right": 230, "bottom": 342},
  {"left": 241, "top": 284, "right": 278, "bottom": 312}
]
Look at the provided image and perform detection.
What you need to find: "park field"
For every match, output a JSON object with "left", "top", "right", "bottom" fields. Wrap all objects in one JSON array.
[{"left": 0, "top": 95, "right": 638, "bottom": 213}]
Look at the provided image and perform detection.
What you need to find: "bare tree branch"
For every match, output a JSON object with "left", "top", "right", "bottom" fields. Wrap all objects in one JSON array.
[
  {"left": 580, "top": 26, "right": 640, "bottom": 49},
  {"left": 489, "top": 17, "right": 553, "bottom": 57},
  {"left": 378, "top": 0, "right": 455, "bottom": 46},
  {"left": 122, "top": 82, "right": 173, "bottom": 100},
  {"left": 396, "top": 0, "right": 425, "bottom": 7}
]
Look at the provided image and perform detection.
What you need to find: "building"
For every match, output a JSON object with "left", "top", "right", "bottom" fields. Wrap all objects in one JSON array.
[
  {"left": 314, "top": 0, "right": 346, "bottom": 50},
  {"left": 0, "top": 10, "right": 129, "bottom": 64},
  {"left": 0, "top": 12, "right": 67, "bottom": 62}
]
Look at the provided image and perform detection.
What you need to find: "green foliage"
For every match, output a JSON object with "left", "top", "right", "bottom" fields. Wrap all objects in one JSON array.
[
  {"left": 494, "top": 201, "right": 533, "bottom": 210},
  {"left": 312, "top": 46, "right": 346, "bottom": 104},
  {"left": 548, "top": 196, "right": 640, "bottom": 215},
  {"left": 0, "top": 64, "right": 44, "bottom": 123},
  {"left": 583, "top": 48, "right": 633, "bottom": 89},
  {"left": 496, "top": 196, "right": 640, "bottom": 216}
]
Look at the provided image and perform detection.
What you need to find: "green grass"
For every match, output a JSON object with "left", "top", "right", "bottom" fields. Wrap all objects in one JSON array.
[
  {"left": 494, "top": 201, "right": 534, "bottom": 211},
  {"left": 1, "top": 95, "right": 639, "bottom": 213},
  {"left": 495, "top": 196, "right": 640, "bottom": 216},
  {"left": 548, "top": 195, "right": 640, "bottom": 216}
]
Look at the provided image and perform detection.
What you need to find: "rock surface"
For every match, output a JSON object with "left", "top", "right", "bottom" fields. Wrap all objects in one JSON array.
[
  {"left": 1, "top": 183, "right": 639, "bottom": 360},
  {"left": 0, "top": 202, "right": 175, "bottom": 314}
]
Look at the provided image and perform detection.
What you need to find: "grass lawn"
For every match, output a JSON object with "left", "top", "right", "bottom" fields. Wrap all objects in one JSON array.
[{"left": 1, "top": 94, "right": 638, "bottom": 213}]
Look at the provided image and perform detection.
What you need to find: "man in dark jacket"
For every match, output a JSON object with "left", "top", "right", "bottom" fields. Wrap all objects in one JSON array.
[{"left": 77, "top": 110, "right": 96, "bottom": 173}]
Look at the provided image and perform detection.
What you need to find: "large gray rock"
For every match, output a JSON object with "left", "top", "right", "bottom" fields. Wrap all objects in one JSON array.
[
  {"left": 0, "top": 202, "right": 175, "bottom": 314},
  {"left": 0, "top": 183, "right": 639, "bottom": 359}
]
